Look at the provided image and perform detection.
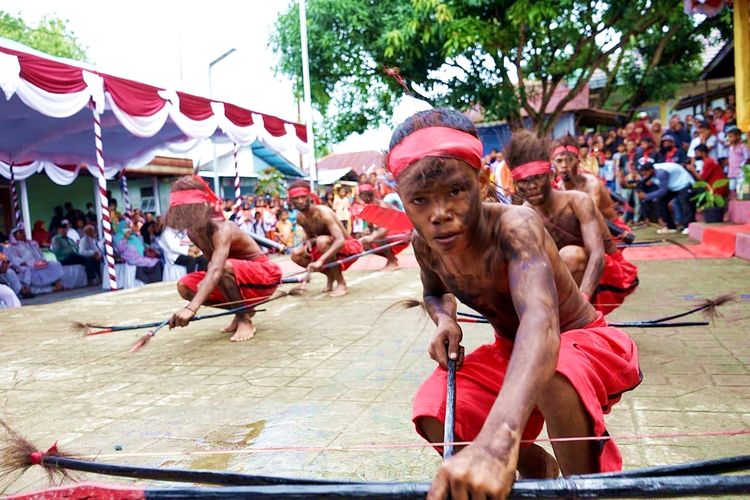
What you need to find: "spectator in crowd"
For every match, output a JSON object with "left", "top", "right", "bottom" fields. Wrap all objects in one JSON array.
[
  {"left": 6, "top": 224, "right": 64, "bottom": 294},
  {"left": 601, "top": 150, "right": 617, "bottom": 192},
  {"left": 726, "top": 126, "right": 750, "bottom": 199},
  {"left": 67, "top": 219, "right": 83, "bottom": 243},
  {"left": 578, "top": 144, "right": 600, "bottom": 176},
  {"left": 49, "top": 206, "right": 65, "bottom": 235},
  {"left": 694, "top": 145, "right": 729, "bottom": 200},
  {"left": 665, "top": 115, "right": 691, "bottom": 151},
  {"left": 64, "top": 201, "right": 84, "bottom": 225},
  {"left": 113, "top": 220, "right": 163, "bottom": 284},
  {"left": 660, "top": 134, "right": 687, "bottom": 165},
  {"left": 249, "top": 210, "right": 268, "bottom": 238},
  {"left": 688, "top": 120, "right": 718, "bottom": 171},
  {"left": 275, "top": 209, "right": 295, "bottom": 247},
  {"left": 332, "top": 184, "right": 352, "bottom": 233},
  {"left": 31, "top": 220, "right": 51, "bottom": 247},
  {"left": 0, "top": 250, "right": 31, "bottom": 299},
  {"left": 158, "top": 226, "right": 208, "bottom": 274},
  {"left": 0, "top": 283, "right": 20, "bottom": 308},
  {"left": 85, "top": 202, "right": 96, "bottom": 223},
  {"left": 51, "top": 221, "right": 100, "bottom": 285},
  {"left": 637, "top": 162, "right": 695, "bottom": 234},
  {"left": 638, "top": 136, "right": 662, "bottom": 166},
  {"left": 618, "top": 139, "right": 641, "bottom": 224},
  {"left": 108, "top": 198, "right": 122, "bottom": 225},
  {"left": 78, "top": 224, "right": 103, "bottom": 264},
  {"left": 650, "top": 119, "right": 664, "bottom": 145}
]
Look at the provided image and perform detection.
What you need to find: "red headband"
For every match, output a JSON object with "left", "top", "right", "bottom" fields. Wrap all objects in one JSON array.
[
  {"left": 386, "top": 127, "right": 483, "bottom": 179},
  {"left": 288, "top": 186, "right": 311, "bottom": 198},
  {"left": 169, "top": 176, "right": 221, "bottom": 209},
  {"left": 511, "top": 161, "right": 552, "bottom": 181},
  {"left": 551, "top": 145, "right": 580, "bottom": 158},
  {"left": 358, "top": 183, "right": 375, "bottom": 193}
]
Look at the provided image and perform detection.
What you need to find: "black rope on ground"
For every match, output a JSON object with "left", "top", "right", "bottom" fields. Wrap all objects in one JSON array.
[{"left": 137, "top": 474, "right": 750, "bottom": 498}]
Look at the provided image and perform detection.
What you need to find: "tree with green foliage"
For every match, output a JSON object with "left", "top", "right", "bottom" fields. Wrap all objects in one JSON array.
[
  {"left": 271, "top": 0, "right": 719, "bottom": 144},
  {"left": 254, "top": 167, "right": 287, "bottom": 197},
  {"left": 0, "top": 11, "right": 87, "bottom": 61},
  {"left": 597, "top": 7, "right": 731, "bottom": 115}
]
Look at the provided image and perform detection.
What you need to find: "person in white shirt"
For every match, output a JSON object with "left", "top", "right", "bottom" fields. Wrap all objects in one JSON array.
[
  {"left": 158, "top": 226, "right": 208, "bottom": 273},
  {"left": 637, "top": 162, "right": 695, "bottom": 233},
  {"left": 63, "top": 219, "right": 81, "bottom": 244},
  {"left": 687, "top": 120, "right": 718, "bottom": 174},
  {"left": 0, "top": 283, "right": 20, "bottom": 308}
]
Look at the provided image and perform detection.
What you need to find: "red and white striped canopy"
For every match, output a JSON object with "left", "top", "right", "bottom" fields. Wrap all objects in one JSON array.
[{"left": 0, "top": 39, "right": 308, "bottom": 184}]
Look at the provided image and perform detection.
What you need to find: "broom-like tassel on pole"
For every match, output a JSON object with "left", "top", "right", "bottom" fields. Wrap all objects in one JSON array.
[
  {"left": 73, "top": 277, "right": 306, "bottom": 336},
  {"left": 286, "top": 237, "right": 412, "bottom": 279},
  {"left": 457, "top": 293, "right": 734, "bottom": 328}
]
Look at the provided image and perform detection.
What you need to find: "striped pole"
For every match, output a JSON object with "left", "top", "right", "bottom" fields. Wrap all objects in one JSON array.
[
  {"left": 119, "top": 173, "right": 133, "bottom": 221},
  {"left": 92, "top": 106, "right": 118, "bottom": 291},
  {"left": 9, "top": 163, "right": 21, "bottom": 226},
  {"left": 232, "top": 143, "right": 243, "bottom": 226}
]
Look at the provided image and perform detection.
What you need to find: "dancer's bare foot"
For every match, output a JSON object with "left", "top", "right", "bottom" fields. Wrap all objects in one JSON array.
[
  {"left": 383, "top": 260, "right": 399, "bottom": 271},
  {"left": 230, "top": 321, "right": 256, "bottom": 342},
  {"left": 323, "top": 276, "right": 334, "bottom": 293},
  {"left": 328, "top": 283, "right": 349, "bottom": 298},
  {"left": 517, "top": 444, "right": 560, "bottom": 479},
  {"left": 221, "top": 316, "right": 240, "bottom": 333}
]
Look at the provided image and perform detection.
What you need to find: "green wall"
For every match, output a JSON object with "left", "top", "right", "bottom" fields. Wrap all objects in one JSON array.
[
  {"left": 25, "top": 175, "right": 179, "bottom": 228},
  {"left": 26, "top": 174, "right": 97, "bottom": 227}
]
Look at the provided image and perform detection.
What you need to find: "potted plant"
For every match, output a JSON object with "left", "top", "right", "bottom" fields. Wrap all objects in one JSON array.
[
  {"left": 740, "top": 164, "right": 750, "bottom": 200},
  {"left": 691, "top": 178, "right": 729, "bottom": 223}
]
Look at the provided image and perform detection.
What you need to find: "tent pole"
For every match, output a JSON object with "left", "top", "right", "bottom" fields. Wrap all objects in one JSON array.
[
  {"left": 18, "top": 179, "right": 31, "bottom": 239},
  {"left": 9, "top": 164, "right": 21, "bottom": 227},
  {"left": 232, "top": 143, "right": 243, "bottom": 225},
  {"left": 93, "top": 177, "right": 103, "bottom": 238},
  {"left": 152, "top": 177, "right": 161, "bottom": 216},
  {"left": 92, "top": 107, "right": 118, "bottom": 291},
  {"left": 299, "top": 0, "right": 317, "bottom": 191}
]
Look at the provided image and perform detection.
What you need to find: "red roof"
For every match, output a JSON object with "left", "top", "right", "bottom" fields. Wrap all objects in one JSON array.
[
  {"left": 317, "top": 150, "right": 384, "bottom": 174},
  {"left": 521, "top": 83, "right": 590, "bottom": 116}
]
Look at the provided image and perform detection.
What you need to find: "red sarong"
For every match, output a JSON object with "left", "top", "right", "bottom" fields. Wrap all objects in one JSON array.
[
  {"left": 412, "top": 312, "right": 641, "bottom": 473},
  {"left": 592, "top": 250, "right": 639, "bottom": 314},
  {"left": 178, "top": 255, "right": 282, "bottom": 304},
  {"left": 370, "top": 232, "right": 412, "bottom": 256},
  {"left": 309, "top": 237, "right": 364, "bottom": 271}
]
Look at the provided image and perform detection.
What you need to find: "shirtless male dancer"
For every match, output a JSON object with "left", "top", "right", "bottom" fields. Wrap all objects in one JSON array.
[
  {"left": 289, "top": 180, "right": 363, "bottom": 297},
  {"left": 166, "top": 176, "right": 282, "bottom": 342},
  {"left": 508, "top": 131, "right": 639, "bottom": 315},
  {"left": 356, "top": 183, "right": 411, "bottom": 270},
  {"left": 552, "top": 136, "right": 635, "bottom": 242},
  {"left": 388, "top": 109, "right": 641, "bottom": 499}
]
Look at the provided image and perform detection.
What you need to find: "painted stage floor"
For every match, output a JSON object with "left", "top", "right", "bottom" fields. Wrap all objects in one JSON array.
[{"left": 0, "top": 244, "right": 749, "bottom": 495}]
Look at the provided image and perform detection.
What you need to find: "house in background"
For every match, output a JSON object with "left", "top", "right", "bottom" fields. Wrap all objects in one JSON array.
[
  {"left": 196, "top": 140, "right": 305, "bottom": 199},
  {"left": 314, "top": 150, "right": 384, "bottom": 185}
]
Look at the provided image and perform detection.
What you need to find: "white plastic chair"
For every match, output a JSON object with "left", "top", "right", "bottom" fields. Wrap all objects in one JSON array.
[
  {"left": 61, "top": 264, "right": 87, "bottom": 289},
  {"left": 162, "top": 260, "right": 187, "bottom": 282},
  {"left": 101, "top": 263, "right": 140, "bottom": 290}
]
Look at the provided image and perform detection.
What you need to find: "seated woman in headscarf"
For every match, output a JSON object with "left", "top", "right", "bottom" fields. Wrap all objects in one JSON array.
[
  {"left": 114, "top": 220, "right": 163, "bottom": 284},
  {"left": 139, "top": 220, "right": 163, "bottom": 258},
  {"left": 5, "top": 224, "right": 63, "bottom": 294},
  {"left": 32, "top": 220, "right": 51, "bottom": 247}
]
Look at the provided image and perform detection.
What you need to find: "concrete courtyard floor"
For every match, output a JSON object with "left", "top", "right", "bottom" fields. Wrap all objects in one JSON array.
[{"left": 1, "top": 241, "right": 749, "bottom": 495}]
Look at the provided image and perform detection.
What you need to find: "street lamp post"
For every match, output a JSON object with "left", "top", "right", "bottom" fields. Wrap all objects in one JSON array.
[
  {"left": 299, "top": 0, "right": 317, "bottom": 191},
  {"left": 208, "top": 48, "right": 237, "bottom": 197}
]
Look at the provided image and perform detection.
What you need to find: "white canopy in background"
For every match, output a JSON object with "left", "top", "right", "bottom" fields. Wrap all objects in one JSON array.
[{"left": 0, "top": 38, "right": 308, "bottom": 185}]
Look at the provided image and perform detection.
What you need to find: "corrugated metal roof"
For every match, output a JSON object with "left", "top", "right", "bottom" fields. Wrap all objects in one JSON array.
[{"left": 316, "top": 150, "right": 385, "bottom": 174}]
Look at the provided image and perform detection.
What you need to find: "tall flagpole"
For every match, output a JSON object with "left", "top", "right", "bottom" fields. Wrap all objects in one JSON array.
[{"left": 299, "top": 0, "right": 317, "bottom": 191}]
